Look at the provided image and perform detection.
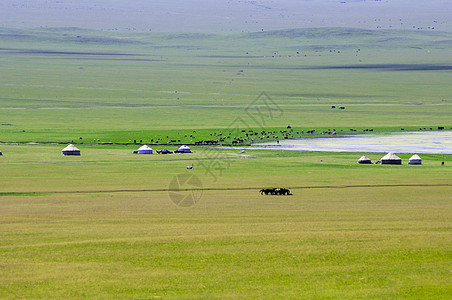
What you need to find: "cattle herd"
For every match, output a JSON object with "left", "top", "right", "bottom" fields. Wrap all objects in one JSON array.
[{"left": 260, "top": 188, "right": 293, "bottom": 195}]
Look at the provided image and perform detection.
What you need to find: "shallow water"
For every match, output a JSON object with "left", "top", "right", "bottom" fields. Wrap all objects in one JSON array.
[{"left": 251, "top": 131, "right": 452, "bottom": 154}]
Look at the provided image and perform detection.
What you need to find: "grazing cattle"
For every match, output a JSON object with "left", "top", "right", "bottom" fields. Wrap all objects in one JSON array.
[
  {"left": 260, "top": 188, "right": 274, "bottom": 195},
  {"left": 260, "top": 188, "right": 293, "bottom": 195},
  {"left": 277, "top": 188, "right": 293, "bottom": 195}
]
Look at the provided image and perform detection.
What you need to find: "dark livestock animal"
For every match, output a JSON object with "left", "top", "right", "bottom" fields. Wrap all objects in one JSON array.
[
  {"left": 277, "top": 188, "right": 293, "bottom": 195},
  {"left": 260, "top": 188, "right": 274, "bottom": 195},
  {"left": 260, "top": 188, "right": 293, "bottom": 195}
]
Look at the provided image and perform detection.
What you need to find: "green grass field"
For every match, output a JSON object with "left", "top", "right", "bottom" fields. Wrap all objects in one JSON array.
[
  {"left": 0, "top": 146, "right": 451, "bottom": 298},
  {"left": 1, "top": 27, "right": 451, "bottom": 298},
  {"left": 1, "top": 27, "right": 451, "bottom": 144}
]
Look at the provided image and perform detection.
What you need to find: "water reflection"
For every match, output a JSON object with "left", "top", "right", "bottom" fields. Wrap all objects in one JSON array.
[{"left": 254, "top": 131, "right": 452, "bottom": 154}]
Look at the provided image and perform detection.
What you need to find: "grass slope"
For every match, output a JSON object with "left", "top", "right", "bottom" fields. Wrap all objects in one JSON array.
[{"left": 0, "top": 27, "right": 451, "bottom": 144}]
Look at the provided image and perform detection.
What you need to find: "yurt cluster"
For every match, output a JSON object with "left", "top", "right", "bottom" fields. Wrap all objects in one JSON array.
[
  {"left": 0, "top": 146, "right": 423, "bottom": 166},
  {"left": 132, "top": 144, "right": 192, "bottom": 154},
  {"left": 59, "top": 144, "right": 192, "bottom": 156},
  {"left": 358, "top": 152, "right": 422, "bottom": 165}
]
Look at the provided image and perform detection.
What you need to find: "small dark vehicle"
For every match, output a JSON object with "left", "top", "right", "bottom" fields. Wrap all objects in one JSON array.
[{"left": 157, "top": 149, "right": 173, "bottom": 154}]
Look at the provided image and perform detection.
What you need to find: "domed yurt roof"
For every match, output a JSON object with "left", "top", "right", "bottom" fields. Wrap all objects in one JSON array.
[
  {"left": 137, "top": 145, "right": 153, "bottom": 154},
  {"left": 380, "top": 152, "right": 401, "bottom": 164},
  {"left": 62, "top": 144, "right": 80, "bottom": 152},
  {"left": 62, "top": 144, "right": 81, "bottom": 156},
  {"left": 408, "top": 154, "right": 422, "bottom": 165},
  {"left": 357, "top": 155, "right": 372, "bottom": 164},
  {"left": 137, "top": 145, "right": 153, "bottom": 151}
]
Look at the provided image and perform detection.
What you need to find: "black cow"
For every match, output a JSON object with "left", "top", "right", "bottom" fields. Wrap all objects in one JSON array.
[{"left": 260, "top": 188, "right": 293, "bottom": 195}]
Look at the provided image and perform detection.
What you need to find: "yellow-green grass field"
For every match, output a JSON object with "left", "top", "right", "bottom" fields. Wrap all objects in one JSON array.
[
  {"left": 0, "top": 145, "right": 451, "bottom": 298},
  {"left": 1, "top": 27, "right": 452, "bottom": 298}
]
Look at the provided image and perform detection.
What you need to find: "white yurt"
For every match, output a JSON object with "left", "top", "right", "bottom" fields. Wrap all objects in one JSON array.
[
  {"left": 137, "top": 145, "right": 153, "bottom": 154},
  {"left": 357, "top": 155, "right": 372, "bottom": 164},
  {"left": 176, "top": 145, "right": 192, "bottom": 153},
  {"left": 380, "top": 152, "right": 401, "bottom": 165},
  {"left": 62, "top": 144, "right": 80, "bottom": 156},
  {"left": 408, "top": 154, "right": 422, "bottom": 165}
]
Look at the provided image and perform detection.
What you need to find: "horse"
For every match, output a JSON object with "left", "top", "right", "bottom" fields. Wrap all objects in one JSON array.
[{"left": 260, "top": 188, "right": 274, "bottom": 195}]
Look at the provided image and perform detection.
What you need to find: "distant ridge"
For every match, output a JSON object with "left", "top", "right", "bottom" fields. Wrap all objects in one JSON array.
[
  {"left": 1, "top": 26, "right": 451, "bottom": 49},
  {"left": 239, "top": 27, "right": 452, "bottom": 39},
  {"left": 0, "top": 27, "right": 146, "bottom": 44},
  {"left": 241, "top": 27, "right": 382, "bottom": 39}
]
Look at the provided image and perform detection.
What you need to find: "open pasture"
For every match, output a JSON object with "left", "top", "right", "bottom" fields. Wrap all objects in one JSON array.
[
  {"left": 1, "top": 27, "right": 451, "bottom": 298},
  {"left": 1, "top": 28, "right": 451, "bottom": 144},
  {"left": 0, "top": 144, "right": 451, "bottom": 193},
  {"left": 0, "top": 145, "right": 451, "bottom": 298}
]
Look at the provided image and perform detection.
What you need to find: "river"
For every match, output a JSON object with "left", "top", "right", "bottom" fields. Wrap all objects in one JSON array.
[{"left": 248, "top": 131, "right": 452, "bottom": 154}]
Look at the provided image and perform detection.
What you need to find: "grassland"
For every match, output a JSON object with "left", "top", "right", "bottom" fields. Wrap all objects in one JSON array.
[
  {"left": 0, "top": 145, "right": 451, "bottom": 298},
  {"left": 1, "top": 27, "right": 451, "bottom": 298},
  {"left": 1, "top": 27, "right": 451, "bottom": 144}
]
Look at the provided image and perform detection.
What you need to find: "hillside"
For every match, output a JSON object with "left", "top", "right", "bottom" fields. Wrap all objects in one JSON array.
[{"left": 0, "top": 27, "right": 451, "bottom": 144}]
